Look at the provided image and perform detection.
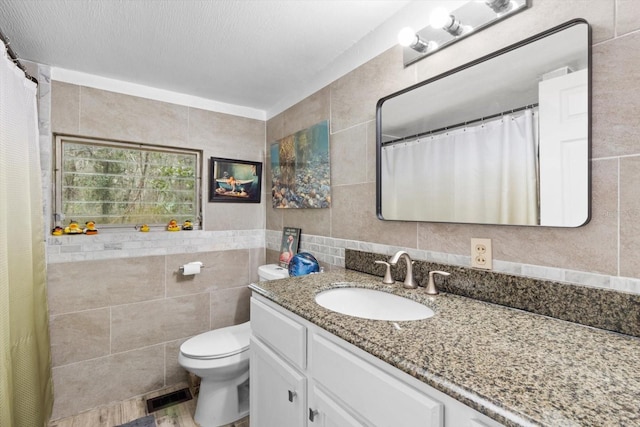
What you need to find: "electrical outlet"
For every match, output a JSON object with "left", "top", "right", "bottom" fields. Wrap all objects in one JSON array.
[{"left": 471, "top": 238, "right": 492, "bottom": 269}]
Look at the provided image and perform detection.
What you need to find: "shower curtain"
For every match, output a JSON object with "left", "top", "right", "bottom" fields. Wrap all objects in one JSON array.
[
  {"left": 0, "top": 45, "right": 53, "bottom": 426},
  {"left": 382, "top": 109, "right": 538, "bottom": 224}
]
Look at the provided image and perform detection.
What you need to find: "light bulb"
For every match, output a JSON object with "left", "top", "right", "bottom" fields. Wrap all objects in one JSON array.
[
  {"left": 398, "top": 27, "right": 417, "bottom": 47},
  {"left": 429, "top": 7, "right": 451, "bottom": 29},
  {"left": 505, "top": 0, "right": 518, "bottom": 14},
  {"left": 485, "top": 0, "right": 514, "bottom": 14}
]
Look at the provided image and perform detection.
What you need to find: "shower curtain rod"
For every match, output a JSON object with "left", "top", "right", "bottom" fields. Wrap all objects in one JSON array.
[
  {"left": 382, "top": 103, "right": 538, "bottom": 147},
  {"left": 0, "top": 28, "right": 37, "bottom": 84}
]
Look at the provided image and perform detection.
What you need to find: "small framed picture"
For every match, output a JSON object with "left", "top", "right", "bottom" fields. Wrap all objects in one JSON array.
[
  {"left": 279, "top": 227, "right": 301, "bottom": 267},
  {"left": 209, "top": 157, "right": 262, "bottom": 203}
]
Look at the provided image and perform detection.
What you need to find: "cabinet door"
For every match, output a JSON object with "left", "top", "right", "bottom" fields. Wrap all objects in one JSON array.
[
  {"left": 250, "top": 337, "right": 307, "bottom": 427},
  {"left": 311, "top": 333, "right": 443, "bottom": 427},
  {"left": 308, "top": 384, "right": 366, "bottom": 427},
  {"left": 251, "top": 297, "right": 306, "bottom": 369}
]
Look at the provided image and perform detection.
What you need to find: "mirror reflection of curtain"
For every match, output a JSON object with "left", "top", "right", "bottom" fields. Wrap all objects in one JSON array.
[
  {"left": 0, "top": 46, "right": 53, "bottom": 425},
  {"left": 381, "top": 109, "right": 539, "bottom": 224}
]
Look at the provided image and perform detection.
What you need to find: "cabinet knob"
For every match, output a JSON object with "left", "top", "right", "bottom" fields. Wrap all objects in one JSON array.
[
  {"left": 309, "top": 408, "right": 319, "bottom": 422},
  {"left": 287, "top": 390, "right": 297, "bottom": 402}
]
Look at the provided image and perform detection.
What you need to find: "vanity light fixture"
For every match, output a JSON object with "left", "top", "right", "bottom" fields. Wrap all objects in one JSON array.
[
  {"left": 399, "top": 0, "right": 529, "bottom": 67},
  {"left": 398, "top": 27, "right": 433, "bottom": 53},
  {"left": 429, "top": 7, "right": 467, "bottom": 37},
  {"left": 485, "top": 0, "right": 515, "bottom": 14}
]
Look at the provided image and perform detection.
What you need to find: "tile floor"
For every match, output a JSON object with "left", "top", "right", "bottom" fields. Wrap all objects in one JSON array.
[{"left": 47, "top": 383, "right": 249, "bottom": 427}]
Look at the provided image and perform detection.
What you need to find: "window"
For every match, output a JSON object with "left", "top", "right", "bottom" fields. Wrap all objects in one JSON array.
[{"left": 54, "top": 135, "right": 201, "bottom": 229}]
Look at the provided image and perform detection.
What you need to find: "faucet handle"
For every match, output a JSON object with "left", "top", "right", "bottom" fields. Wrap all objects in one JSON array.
[
  {"left": 426, "top": 270, "right": 451, "bottom": 295},
  {"left": 374, "top": 260, "right": 395, "bottom": 284}
]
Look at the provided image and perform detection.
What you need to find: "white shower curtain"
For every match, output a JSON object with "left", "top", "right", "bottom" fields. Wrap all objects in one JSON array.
[
  {"left": 382, "top": 109, "right": 538, "bottom": 224},
  {"left": 0, "top": 45, "right": 53, "bottom": 426}
]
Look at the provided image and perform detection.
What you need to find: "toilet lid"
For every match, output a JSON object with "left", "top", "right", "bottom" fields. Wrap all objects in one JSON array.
[
  {"left": 258, "top": 264, "right": 289, "bottom": 280},
  {"left": 181, "top": 322, "right": 250, "bottom": 359}
]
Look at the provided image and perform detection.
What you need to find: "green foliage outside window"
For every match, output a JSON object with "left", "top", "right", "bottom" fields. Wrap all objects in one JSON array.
[{"left": 55, "top": 136, "right": 201, "bottom": 228}]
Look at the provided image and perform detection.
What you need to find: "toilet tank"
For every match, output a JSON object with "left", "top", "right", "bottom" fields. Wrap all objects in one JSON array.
[{"left": 258, "top": 264, "right": 289, "bottom": 281}]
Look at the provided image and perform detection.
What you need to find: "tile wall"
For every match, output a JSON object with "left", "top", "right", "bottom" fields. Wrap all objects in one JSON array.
[
  {"left": 51, "top": 81, "right": 267, "bottom": 234},
  {"left": 266, "top": 0, "right": 640, "bottom": 295},
  {"left": 47, "top": 245, "right": 261, "bottom": 420},
  {"left": 46, "top": 83, "right": 266, "bottom": 419}
]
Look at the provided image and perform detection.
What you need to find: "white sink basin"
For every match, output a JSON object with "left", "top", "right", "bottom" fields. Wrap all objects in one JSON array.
[{"left": 315, "top": 287, "right": 434, "bottom": 321}]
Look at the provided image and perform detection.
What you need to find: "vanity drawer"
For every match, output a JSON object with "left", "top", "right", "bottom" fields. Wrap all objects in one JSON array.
[
  {"left": 311, "top": 333, "right": 443, "bottom": 427},
  {"left": 251, "top": 297, "right": 307, "bottom": 369}
]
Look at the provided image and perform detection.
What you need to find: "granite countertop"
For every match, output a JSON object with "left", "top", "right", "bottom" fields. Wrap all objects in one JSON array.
[{"left": 250, "top": 269, "right": 640, "bottom": 427}]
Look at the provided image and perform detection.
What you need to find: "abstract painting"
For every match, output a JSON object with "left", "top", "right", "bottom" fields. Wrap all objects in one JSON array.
[{"left": 270, "top": 120, "right": 330, "bottom": 208}]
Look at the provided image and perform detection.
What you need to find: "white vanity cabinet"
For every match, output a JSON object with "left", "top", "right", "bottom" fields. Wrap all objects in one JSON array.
[
  {"left": 310, "top": 332, "right": 445, "bottom": 427},
  {"left": 250, "top": 297, "right": 307, "bottom": 427},
  {"left": 250, "top": 294, "right": 504, "bottom": 427},
  {"left": 250, "top": 337, "right": 307, "bottom": 426}
]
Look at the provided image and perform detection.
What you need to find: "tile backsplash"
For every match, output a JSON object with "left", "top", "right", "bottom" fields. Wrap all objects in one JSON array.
[{"left": 265, "top": 230, "right": 640, "bottom": 295}]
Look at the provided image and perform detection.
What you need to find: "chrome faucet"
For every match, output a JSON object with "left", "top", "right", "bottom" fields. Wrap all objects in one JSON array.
[{"left": 388, "top": 250, "right": 418, "bottom": 289}]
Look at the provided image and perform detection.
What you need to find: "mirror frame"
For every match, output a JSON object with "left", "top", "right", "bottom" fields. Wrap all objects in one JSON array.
[{"left": 376, "top": 19, "right": 592, "bottom": 227}]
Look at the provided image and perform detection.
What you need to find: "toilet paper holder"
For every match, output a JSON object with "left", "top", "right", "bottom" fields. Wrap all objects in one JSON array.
[{"left": 178, "top": 262, "right": 205, "bottom": 274}]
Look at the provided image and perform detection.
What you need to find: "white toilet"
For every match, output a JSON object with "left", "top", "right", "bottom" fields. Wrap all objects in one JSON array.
[
  {"left": 257, "top": 263, "right": 289, "bottom": 282},
  {"left": 178, "top": 264, "right": 288, "bottom": 427}
]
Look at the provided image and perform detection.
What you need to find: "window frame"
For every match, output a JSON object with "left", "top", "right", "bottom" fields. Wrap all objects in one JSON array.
[{"left": 53, "top": 134, "right": 202, "bottom": 230}]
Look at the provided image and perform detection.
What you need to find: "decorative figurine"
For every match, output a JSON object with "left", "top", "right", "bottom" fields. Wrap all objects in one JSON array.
[
  {"left": 182, "top": 220, "right": 193, "bottom": 230},
  {"left": 167, "top": 219, "right": 181, "bottom": 232},
  {"left": 288, "top": 252, "right": 320, "bottom": 277},
  {"left": 83, "top": 221, "right": 98, "bottom": 235},
  {"left": 64, "top": 220, "right": 83, "bottom": 235},
  {"left": 51, "top": 226, "right": 64, "bottom": 236},
  {"left": 139, "top": 224, "right": 150, "bottom": 232}
]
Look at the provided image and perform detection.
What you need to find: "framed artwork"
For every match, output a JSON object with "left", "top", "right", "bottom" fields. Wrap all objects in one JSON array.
[
  {"left": 209, "top": 157, "right": 262, "bottom": 203},
  {"left": 279, "top": 227, "right": 301, "bottom": 267},
  {"left": 270, "top": 120, "right": 330, "bottom": 208}
]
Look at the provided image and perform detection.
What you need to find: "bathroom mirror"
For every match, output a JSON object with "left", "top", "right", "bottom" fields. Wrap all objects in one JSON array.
[{"left": 377, "top": 19, "right": 591, "bottom": 227}]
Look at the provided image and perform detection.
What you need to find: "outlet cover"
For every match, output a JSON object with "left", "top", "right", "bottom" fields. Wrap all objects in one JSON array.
[{"left": 471, "top": 238, "right": 492, "bottom": 269}]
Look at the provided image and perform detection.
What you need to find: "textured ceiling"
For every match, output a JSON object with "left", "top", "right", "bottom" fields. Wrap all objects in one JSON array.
[{"left": 0, "top": 0, "right": 422, "bottom": 117}]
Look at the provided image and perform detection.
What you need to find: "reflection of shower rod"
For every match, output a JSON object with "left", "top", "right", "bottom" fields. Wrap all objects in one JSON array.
[{"left": 382, "top": 103, "right": 539, "bottom": 147}]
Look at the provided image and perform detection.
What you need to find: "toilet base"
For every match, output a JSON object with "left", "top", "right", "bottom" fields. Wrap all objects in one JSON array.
[{"left": 194, "top": 371, "right": 250, "bottom": 427}]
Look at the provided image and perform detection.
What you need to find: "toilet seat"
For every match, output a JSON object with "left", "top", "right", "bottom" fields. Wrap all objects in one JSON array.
[{"left": 181, "top": 322, "right": 250, "bottom": 360}]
